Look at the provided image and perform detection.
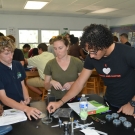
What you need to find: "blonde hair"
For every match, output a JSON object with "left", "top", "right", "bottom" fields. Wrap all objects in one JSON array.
[{"left": 0, "top": 36, "right": 15, "bottom": 53}]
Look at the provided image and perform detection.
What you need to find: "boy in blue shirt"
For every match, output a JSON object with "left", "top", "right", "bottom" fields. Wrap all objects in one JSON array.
[{"left": 0, "top": 36, "right": 41, "bottom": 120}]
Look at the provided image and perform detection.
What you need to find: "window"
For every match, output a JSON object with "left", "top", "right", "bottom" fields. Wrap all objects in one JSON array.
[
  {"left": 70, "top": 31, "right": 83, "bottom": 39},
  {"left": 41, "top": 30, "right": 59, "bottom": 44},
  {"left": 19, "top": 30, "right": 38, "bottom": 49},
  {"left": 0, "top": 30, "right": 6, "bottom": 36}
]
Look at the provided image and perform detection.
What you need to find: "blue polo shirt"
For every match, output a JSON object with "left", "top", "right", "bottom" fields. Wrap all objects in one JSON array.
[{"left": 0, "top": 60, "right": 26, "bottom": 102}]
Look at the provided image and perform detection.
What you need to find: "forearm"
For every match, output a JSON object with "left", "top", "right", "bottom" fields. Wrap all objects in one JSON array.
[
  {"left": 2, "top": 96, "right": 28, "bottom": 112},
  {"left": 44, "top": 82, "right": 52, "bottom": 90},
  {"left": 22, "top": 81, "right": 29, "bottom": 99}
]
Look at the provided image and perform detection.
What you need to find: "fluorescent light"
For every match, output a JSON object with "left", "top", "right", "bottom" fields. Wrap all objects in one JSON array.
[
  {"left": 91, "top": 8, "right": 117, "bottom": 13},
  {"left": 24, "top": 1, "right": 48, "bottom": 10}
]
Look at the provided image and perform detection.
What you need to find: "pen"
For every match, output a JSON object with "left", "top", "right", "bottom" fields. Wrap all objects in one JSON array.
[{"left": 100, "top": 110, "right": 112, "bottom": 114}]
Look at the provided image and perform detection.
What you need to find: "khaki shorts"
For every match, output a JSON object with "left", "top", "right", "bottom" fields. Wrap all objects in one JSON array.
[{"left": 26, "top": 77, "right": 44, "bottom": 87}]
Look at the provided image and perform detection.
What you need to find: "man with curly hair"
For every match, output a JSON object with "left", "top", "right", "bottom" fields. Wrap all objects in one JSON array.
[{"left": 47, "top": 24, "right": 135, "bottom": 117}]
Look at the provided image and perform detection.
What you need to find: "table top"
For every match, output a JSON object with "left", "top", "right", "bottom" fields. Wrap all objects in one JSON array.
[{"left": 7, "top": 94, "right": 135, "bottom": 135}]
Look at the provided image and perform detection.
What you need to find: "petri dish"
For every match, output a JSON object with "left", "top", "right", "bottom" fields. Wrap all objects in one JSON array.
[
  {"left": 119, "top": 116, "right": 127, "bottom": 123},
  {"left": 112, "top": 113, "right": 119, "bottom": 119},
  {"left": 113, "top": 119, "right": 121, "bottom": 126},
  {"left": 105, "top": 114, "right": 113, "bottom": 121},
  {"left": 123, "top": 121, "right": 132, "bottom": 128}
]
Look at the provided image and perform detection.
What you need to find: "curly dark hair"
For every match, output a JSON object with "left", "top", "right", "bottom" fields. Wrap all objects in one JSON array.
[{"left": 80, "top": 24, "right": 113, "bottom": 50}]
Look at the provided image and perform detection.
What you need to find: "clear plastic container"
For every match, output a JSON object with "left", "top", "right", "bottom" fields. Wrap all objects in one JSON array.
[{"left": 79, "top": 94, "right": 88, "bottom": 120}]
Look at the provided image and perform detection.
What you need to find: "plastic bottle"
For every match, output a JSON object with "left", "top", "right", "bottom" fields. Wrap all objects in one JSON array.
[{"left": 79, "top": 94, "right": 88, "bottom": 120}]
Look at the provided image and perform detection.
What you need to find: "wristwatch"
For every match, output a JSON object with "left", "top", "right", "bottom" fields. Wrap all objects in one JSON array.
[{"left": 129, "top": 100, "right": 135, "bottom": 107}]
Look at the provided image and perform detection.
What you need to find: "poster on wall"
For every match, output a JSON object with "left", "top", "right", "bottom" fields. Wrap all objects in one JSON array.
[
  {"left": 110, "top": 24, "right": 135, "bottom": 46},
  {"left": 9, "top": 27, "right": 16, "bottom": 37}
]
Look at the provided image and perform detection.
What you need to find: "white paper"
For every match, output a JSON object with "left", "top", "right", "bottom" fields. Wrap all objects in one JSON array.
[
  {"left": 80, "top": 128, "right": 99, "bottom": 135},
  {"left": 0, "top": 109, "right": 27, "bottom": 126},
  {"left": 67, "top": 102, "right": 98, "bottom": 114}
]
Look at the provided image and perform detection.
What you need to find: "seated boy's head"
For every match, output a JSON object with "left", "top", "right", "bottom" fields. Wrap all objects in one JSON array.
[
  {"left": 0, "top": 36, "right": 15, "bottom": 65},
  {"left": 0, "top": 36, "right": 15, "bottom": 53}
]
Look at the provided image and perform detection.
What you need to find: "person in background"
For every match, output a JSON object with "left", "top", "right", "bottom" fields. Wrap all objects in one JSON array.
[
  {"left": 113, "top": 36, "right": 119, "bottom": 43},
  {"left": 0, "top": 32, "right": 4, "bottom": 36},
  {"left": 68, "top": 35, "right": 81, "bottom": 59},
  {"left": 65, "top": 33, "right": 70, "bottom": 42},
  {"left": 28, "top": 48, "right": 38, "bottom": 58},
  {"left": 120, "top": 33, "right": 131, "bottom": 46},
  {"left": 7, "top": 35, "right": 25, "bottom": 66},
  {"left": 48, "top": 38, "right": 56, "bottom": 56},
  {"left": 22, "top": 44, "right": 31, "bottom": 58},
  {"left": 47, "top": 24, "right": 135, "bottom": 118},
  {"left": 44, "top": 36, "right": 83, "bottom": 99},
  {"left": 80, "top": 43, "right": 89, "bottom": 61},
  {"left": 25, "top": 43, "right": 54, "bottom": 96},
  {"left": 0, "top": 36, "right": 41, "bottom": 120}
]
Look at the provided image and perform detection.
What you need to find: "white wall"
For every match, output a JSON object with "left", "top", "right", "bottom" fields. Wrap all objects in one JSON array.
[
  {"left": 0, "top": 14, "right": 109, "bottom": 46},
  {"left": 110, "top": 15, "right": 135, "bottom": 26}
]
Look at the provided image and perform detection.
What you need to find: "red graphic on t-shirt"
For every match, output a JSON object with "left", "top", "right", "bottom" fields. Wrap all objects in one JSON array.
[{"left": 99, "top": 64, "right": 121, "bottom": 78}]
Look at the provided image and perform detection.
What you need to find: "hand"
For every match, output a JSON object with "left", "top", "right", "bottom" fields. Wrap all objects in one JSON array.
[
  {"left": 30, "top": 68, "right": 37, "bottom": 72},
  {"left": 47, "top": 101, "right": 62, "bottom": 113},
  {"left": 50, "top": 80, "right": 63, "bottom": 90},
  {"left": 117, "top": 102, "right": 134, "bottom": 116},
  {"left": 20, "top": 97, "right": 31, "bottom": 105},
  {"left": 24, "top": 106, "right": 41, "bottom": 120},
  {"left": 63, "top": 82, "right": 71, "bottom": 90}
]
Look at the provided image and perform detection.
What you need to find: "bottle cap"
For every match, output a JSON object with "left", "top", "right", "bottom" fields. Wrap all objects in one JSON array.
[
  {"left": 113, "top": 119, "right": 121, "bottom": 126},
  {"left": 112, "top": 113, "right": 119, "bottom": 118},
  {"left": 119, "top": 116, "right": 127, "bottom": 122},
  {"left": 123, "top": 121, "right": 132, "bottom": 128},
  {"left": 82, "top": 94, "right": 85, "bottom": 97},
  {"left": 105, "top": 114, "right": 113, "bottom": 121}
]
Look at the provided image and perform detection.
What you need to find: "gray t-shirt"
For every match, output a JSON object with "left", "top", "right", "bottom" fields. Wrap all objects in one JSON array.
[{"left": 44, "top": 56, "right": 83, "bottom": 99}]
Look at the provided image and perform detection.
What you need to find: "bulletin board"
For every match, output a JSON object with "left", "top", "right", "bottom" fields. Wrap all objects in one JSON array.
[{"left": 110, "top": 24, "right": 135, "bottom": 45}]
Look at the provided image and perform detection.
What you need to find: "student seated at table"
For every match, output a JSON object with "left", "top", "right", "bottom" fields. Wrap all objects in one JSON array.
[
  {"left": 25, "top": 43, "right": 54, "bottom": 96},
  {"left": 44, "top": 36, "right": 83, "bottom": 99},
  {"left": 0, "top": 36, "right": 41, "bottom": 120},
  {"left": 28, "top": 48, "right": 38, "bottom": 58},
  {"left": 22, "top": 44, "right": 31, "bottom": 58}
]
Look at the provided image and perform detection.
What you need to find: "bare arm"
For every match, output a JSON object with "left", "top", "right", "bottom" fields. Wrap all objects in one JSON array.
[
  {"left": 47, "top": 68, "right": 93, "bottom": 112},
  {"left": 44, "top": 75, "right": 52, "bottom": 90},
  {"left": 0, "top": 90, "right": 41, "bottom": 120},
  {"left": 20, "top": 61, "right": 24, "bottom": 66},
  {"left": 61, "top": 68, "right": 92, "bottom": 102},
  {"left": 21, "top": 80, "right": 31, "bottom": 105}
]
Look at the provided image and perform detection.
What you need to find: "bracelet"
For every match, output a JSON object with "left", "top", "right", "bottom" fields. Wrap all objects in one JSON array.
[{"left": 60, "top": 99, "right": 65, "bottom": 104}]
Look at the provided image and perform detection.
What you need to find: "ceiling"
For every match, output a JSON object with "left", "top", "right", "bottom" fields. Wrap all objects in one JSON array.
[{"left": 0, "top": 0, "right": 135, "bottom": 19}]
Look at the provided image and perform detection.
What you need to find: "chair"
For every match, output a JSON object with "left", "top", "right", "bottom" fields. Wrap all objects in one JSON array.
[
  {"left": 86, "top": 75, "right": 99, "bottom": 94},
  {"left": 98, "top": 77, "right": 106, "bottom": 95},
  {"left": 39, "top": 87, "right": 47, "bottom": 101}
]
